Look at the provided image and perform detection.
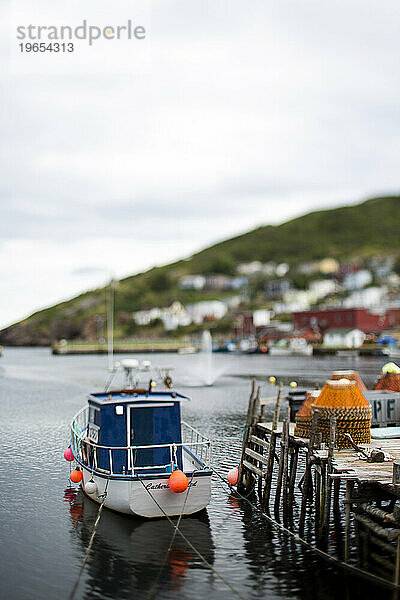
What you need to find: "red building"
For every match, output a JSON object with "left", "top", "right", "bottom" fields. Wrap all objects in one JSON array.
[{"left": 293, "top": 308, "right": 399, "bottom": 334}]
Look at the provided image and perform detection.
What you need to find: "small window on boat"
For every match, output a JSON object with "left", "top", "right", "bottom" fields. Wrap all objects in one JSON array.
[{"left": 89, "top": 405, "right": 99, "bottom": 424}]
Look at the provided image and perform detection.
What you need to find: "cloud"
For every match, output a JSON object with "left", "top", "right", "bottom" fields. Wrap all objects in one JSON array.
[{"left": 1, "top": 0, "right": 399, "bottom": 327}]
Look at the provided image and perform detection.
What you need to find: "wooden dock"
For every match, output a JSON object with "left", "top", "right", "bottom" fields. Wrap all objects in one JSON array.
[
  {"left": 237, "top": 382, "right": 400, "bottom": 588},
  {"left": 259, "top": 421, "right": 400, "bottom": 485}
]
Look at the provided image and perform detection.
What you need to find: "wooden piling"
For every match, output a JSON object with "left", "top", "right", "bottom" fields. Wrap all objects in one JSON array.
[
  {"left": 274, "top": 408, "right": 290, "bottom": 520},
  {"left": 320, "top": 417, "right": 336, "bottom": 540},
  {"left": 237, "top": 381, "right": 256, "bottom": 491},
  {"left": 315, "top": 465, "right": 321, "bottom": 537},
  {"left": 288, "top": 446, "right": 299, "bottom": 504},
  {"left": 299, "top": 410, "right": 319, "bottom": 535},
  {"left": 333, "top": 477, "right": 341, "bottom": 515},
  {"left": 261, "top": 383, "right": 283, "bottom": 512},
  {"left": 282, "top": 408, "right": 291, "bottom": 522},
  {"left": 395, "top": 536, "right": 400, "bottom": 585},
  {"left": 242, "top": 385, "right": 261, "bottom": 493},
  {"left": 272, "top": 383, "right": 283, "bottom": 429},
  {"left": 344, "top": 480, "right": 355, "bottom": 562},
  {"left": 262, "top": 431, "right": 277, "bottom": 512}
]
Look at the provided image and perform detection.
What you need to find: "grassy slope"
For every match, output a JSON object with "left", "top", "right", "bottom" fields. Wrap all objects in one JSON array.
[{"left": 1, "top": 195, "right": 399, "bottom": 344}]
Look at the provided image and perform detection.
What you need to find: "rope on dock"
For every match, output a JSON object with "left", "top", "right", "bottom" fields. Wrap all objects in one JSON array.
[
  {"left": 137, "top": 475, "right": 247, "bottom": 600},
  {"left": 68, "top": 479, "right": 110, "bottom": 600},
  {"left": 210, "top": 465, "right": 400, "bottom": 592}
]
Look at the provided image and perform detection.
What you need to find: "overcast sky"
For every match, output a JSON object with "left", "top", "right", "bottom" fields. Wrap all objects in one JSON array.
[{"left": 1, "top": 0, "right": 399, "bottom": 328}]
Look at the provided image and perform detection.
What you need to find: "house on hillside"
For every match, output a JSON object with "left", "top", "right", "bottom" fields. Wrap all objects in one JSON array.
[
  {"left": 370, "top": 256, "right": 395, "bottom": 280},
  {"left": 133, "top": 302, "right": 191, "bottom": 330},
  {"left": 343, "top": 269, "right": 373, "bottom": 291},
  {"left": 233, "top": 310, "right": 273, "bottom": 338},
  {"left": 230, "top": 277, "right": 249, "bottom": 289},
  {"left": 160, "top": 302, "right": 191, "bottom": 330},
  {"left": 317, "top": 258, "right": 339, "bottom": 275},
  {"left": 179, "top": 275, "right": 206, "bottom": 290},
  {"left": 309, "top": 279, "right": 337, "bottom": 299},
  {"left": 186, "top": 300, "right": 227, "bottom": 324},
  {"left": 265, "top": 279, "right": 291, "bottom": 299},
  {"left": 237, "top": 261, "right": 263, "bottom": 276},
  {"left": 133, "top": 307, "right": 162, "bottom": 326},
  {"left": 276, "top": 263, "right": 289, "bottom": 277},
  {"left": 204, "top": 274, "right": 232, "bottom": 291},
  {"left": 343, "top": 287, "right": 386, "bottom": 309},
  {"left": 323, "top": 328, "right": 366, "bottom": 348},
  {"left": 274, "top": 290, "right": 312, "bottom": 314}
]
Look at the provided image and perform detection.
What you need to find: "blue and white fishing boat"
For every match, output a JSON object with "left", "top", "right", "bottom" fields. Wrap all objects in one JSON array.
[{"left": 68, "top": 364, "right": 212, "bottom": 518}]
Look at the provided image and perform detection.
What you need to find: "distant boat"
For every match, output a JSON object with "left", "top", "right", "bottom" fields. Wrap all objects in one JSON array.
[
  {"left": 335, "top": 349, "right": 360, "bottom": 358},
  {"left": 238, "top": 337, "right": 259, "bottom": 354},
  {"left": 269, "top": 338, "right": 313, "bottom": 356},
  {"left": 383, "top": 346, "right": 400, "bottom": 359},
  {"left": 178, "top": 346, "right": 197, "bottom": 354},
  {"left": 212, "top": 341, "right": 236, "bottom": 353}
]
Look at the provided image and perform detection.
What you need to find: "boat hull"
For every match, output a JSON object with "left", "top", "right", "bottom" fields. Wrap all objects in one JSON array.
[{"left": 81, "top": 465, "right": 212, "bottom": 518}]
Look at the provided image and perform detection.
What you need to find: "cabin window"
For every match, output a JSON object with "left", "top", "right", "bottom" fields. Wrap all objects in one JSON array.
[{"left": 89, "top": 405, "right": 100, "bottom": 424}]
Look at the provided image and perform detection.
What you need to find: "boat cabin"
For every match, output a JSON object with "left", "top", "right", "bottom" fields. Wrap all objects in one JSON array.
[{"left": 86, "top": 389, "right": 190, "bottom": 475}]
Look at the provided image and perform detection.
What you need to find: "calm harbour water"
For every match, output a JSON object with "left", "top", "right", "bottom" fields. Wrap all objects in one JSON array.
[{"left": 0, "top": 348, "right": 390, "bottom": 600}]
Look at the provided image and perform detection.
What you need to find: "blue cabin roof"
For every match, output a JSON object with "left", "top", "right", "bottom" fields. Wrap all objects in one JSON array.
[{"left": 88, "top": 390, "right": 190, "bottom": 405}]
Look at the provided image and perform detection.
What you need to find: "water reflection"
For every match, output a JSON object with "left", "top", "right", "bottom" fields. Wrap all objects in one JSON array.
[
  {"left": 65, "top": 488, "right": 215, "bottom": 599},
  {"left": 236, "top": 496, "right": 385, "bottom": 600}
]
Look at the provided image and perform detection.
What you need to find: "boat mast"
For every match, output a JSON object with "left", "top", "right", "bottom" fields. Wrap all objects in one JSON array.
[{"left": 107, "top": 278, "right": 115, "bottom": 371}]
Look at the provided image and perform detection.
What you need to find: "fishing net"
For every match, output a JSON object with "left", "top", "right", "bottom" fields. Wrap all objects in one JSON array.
[
  {"left": 312, "top": 379, "right": 371, "bottom": 449},
  {"left": 294, "top": 390, "right": 320, "bottom": 438},
  {"left": 374, "top": 371, "right": 400, "bottom": 392},
  {"left": 329, "top": 370, "right": 367, "bottom": 392}
]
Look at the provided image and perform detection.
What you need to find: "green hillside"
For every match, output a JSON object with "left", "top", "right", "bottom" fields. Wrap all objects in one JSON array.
[{"left": 1, "top": 195, "right": 399, "bottom": 345}]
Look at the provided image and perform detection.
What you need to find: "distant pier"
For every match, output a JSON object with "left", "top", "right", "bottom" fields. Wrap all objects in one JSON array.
[{"left": 52, "top": 339, "right": 195, "bottom": 355}]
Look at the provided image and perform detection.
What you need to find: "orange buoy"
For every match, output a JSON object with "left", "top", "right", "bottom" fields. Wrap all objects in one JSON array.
[
  {"left": 70, "top": 468, "right": 83, "bottom": 483},
  {"left": 168, "top": 469, "right": 188, "bottom": 493},
  {"left": 227, "top": 466, "right": 239, "bottom": 485}
]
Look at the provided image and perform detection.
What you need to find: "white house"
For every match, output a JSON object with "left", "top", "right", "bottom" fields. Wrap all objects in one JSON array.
[
  {"left": 225, "top": 295, "right": 241, "bottom": 309},
  {"left": 309, "top": 279, "right": 336, "bottom": 300},
  {"left": 343, "top": 270, "right": 372, "bottom": 291},
  {"left": 133, "top": 307, "right": 162, "bottom": 326},
  {"left": 133, "top": 302, "right": 192, "bottom": 330},
  {"left": 276, "top": 263, "right": 289, "bottom": 277},
  {"left": 282, "top": 289, "right": 313, "bottom": 309},
  {"left": 323, "top": 328, "right": 366, "bottom": 348},
  {"left": 179, "top": 275, "right": 206, "bottom": 290},
  {"left": 253, "top": 309, "right": 272, "bottom": 327},
  {"left": 237, "top": 261, "right": 263, "bottom": 276},
  {"left": 160, "top": 301, "right": 191, "bottom": 330},
  {"left": 343, "top": 286, "right": 386, "bottom": 309},
  {"left": 186, "top": 300, "right": 227, "bottom": 324}
]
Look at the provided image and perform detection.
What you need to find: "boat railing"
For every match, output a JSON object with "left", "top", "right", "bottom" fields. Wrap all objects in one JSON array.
[{"left": 70, "top": 408, "right": 212, "bottom": 476}]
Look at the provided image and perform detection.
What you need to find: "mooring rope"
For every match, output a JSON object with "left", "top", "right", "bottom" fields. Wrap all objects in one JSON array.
[
  {"left": 137, "top": 475, "right": 247, "bottom": 600},
  {"left": 210, "top": 465, "right": 400, "bottom": 592},
  {"left": 145, "top": 471, "right": 196, "bottom": 600},
  {"left": 68, "top": 478, "right": 110, "bottom": 600}
]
